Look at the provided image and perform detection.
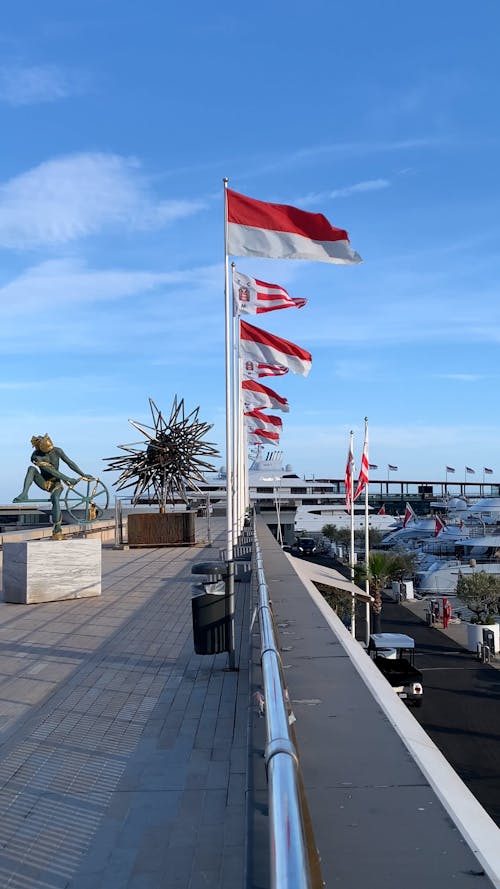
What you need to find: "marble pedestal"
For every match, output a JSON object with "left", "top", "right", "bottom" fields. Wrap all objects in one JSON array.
[{"left": 2, "top": 540, "right": 101, "bottom": 604}]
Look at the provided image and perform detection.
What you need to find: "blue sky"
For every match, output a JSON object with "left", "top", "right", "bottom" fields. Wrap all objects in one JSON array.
[{"left": 1, "top": 0, "right": 500, "bottom": 501}]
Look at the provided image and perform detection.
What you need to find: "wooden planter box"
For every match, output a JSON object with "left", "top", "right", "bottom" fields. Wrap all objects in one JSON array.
[{"left": 127, "top": 512, "right": 196, "bottom": 547}]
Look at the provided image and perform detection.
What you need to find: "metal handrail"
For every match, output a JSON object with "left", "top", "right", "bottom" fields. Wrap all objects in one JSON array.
[{"left": 254, "top": 528, "right": 312, "bottom": 889}]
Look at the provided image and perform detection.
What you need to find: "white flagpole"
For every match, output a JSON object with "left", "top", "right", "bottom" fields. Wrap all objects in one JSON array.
[
  {"left": 232, "top": 299, "right": 240, "bottom": 540},
  {"left": 223, "top": 178, "right": 236, "bottom": 668},
  {"left": 364, "top": 417, "right": 370, "bottom": 647},
  {"left": 349, "top": 430, "right": 356, "bottom": 639}
]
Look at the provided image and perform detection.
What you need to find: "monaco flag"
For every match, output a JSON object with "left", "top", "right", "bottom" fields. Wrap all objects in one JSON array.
[
  {"left": 241, "top": 379, "right": 289, "bottom": 413},
  {"left": 242, "top": 358, "right": 289, "bottom": 380},
  {"left": 248, "top": 428, "right": 280, "bottom": 444},
  {"left": 403, "top": 502, "right": 416, "bottom": 528},
  {"left": 244, "top": 408, "right": 283, "bottom": 435},
  {"left": 345, "top": 440, "right": 354, "bottom": 511},
  {"left": 233, "top": 268, "right": 306, "bottom": 315},
  {"left": 354, "top": 428, "right": 369, "bottom": 501},
  {"left": 240, "top": 320, "right": 312, "bottom": 377},
  {"left": 227, "top": 189, "right": 362, "bottom": 265},
  {"left": 434, "top": 515, "right": 446, "bottom": 537}
]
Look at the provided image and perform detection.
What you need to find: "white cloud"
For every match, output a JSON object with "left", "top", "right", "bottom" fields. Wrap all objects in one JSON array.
[
  {"left": 0, "top": 64, "right": 72, "bottom": 105},
  {"left": 298, "top": 178, "right": 390, "bottom": 206},
  {"left": 0, "top": 258, "right": 221, "bottom": 310},
  {"left": 0, "top": 153, "right": 205, "bottom": 248}
]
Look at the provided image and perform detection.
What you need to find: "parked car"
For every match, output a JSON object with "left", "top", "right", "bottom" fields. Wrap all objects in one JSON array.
[{"left": 295, "top": 537, "right": 317, "bottom": 556}]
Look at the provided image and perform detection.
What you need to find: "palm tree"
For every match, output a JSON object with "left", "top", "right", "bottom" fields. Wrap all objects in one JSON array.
[{"left": 356, "top": 551, "right": 416, "bottom": 633}]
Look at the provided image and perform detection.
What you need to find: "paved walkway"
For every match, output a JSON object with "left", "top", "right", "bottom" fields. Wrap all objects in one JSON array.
[{"left": 0, "top": 519, "right": 249, "bottom": 889}]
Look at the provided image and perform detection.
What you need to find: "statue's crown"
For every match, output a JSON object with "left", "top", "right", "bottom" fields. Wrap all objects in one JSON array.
[{"left": 31, "top": 433, "right": 54, "bottom": 453}]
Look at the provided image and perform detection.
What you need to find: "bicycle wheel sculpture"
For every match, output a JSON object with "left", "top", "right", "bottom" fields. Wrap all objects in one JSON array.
[{"left": 64, "top": 477, "right": 109, "bottom": 524}]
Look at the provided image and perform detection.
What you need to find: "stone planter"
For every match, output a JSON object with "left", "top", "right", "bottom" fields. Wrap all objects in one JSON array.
[
  {"left": 127, "top": 511, "right": 196, "bottom": 547},
  {"left": 465, "top": 621, "right": 500, "bottom": 654}
]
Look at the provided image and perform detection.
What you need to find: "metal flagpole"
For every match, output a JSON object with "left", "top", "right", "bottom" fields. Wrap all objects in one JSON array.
[
  {"left": 363, "top": 418, "right": 370, "bottom": 647},
  {"left": 349, "top": 430, "right": 356, "bottom": 639},
  {"left": 223, "top": 178, "right": 236, "bottom": 669},
  {"left": 232, "top": 303, "right": 240, "bottom": 541}
]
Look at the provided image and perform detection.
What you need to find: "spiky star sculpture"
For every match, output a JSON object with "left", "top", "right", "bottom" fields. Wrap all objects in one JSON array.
[{"left": 105, "top": 397, "right": 219, "bottom": 511}]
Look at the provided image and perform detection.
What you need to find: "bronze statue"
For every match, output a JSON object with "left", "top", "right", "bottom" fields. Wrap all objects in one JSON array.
[{"left": 14, "top": 434, "right": 91, "bottom": 539}]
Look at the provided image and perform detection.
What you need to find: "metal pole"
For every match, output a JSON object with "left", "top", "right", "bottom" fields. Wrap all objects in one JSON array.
[
  {"left": 349, "top": 430, "right": 356, "bottom": 639},
  {"left": 223, "top": 178, "right": 236, "bottom": 669},
  {"left": 364, "top": 417, "right": 370, "bottom": 647}
]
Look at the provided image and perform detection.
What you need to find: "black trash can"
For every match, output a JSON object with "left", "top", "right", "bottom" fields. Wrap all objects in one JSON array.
[
  {"left": 191, "top": 562, "right": 233, "bottom": 655},
  {"left": 483, "top": 627, "right": 495, "bottom": 653}
]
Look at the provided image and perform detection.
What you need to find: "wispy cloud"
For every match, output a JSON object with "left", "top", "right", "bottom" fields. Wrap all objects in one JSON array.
[
  {"left": 0, "top": 258, "right": 221, "bottom": 312},
  {"left": 0, "top": 64, "right": 77, "bottom": 105},
  {"left": 0, "top": 153, "right": 205, "bottom": 248},
  {"left": 297, "top": 178, "right": 390, "bottom": 207},
  {"left": 437, "top": 373, "right": 486, "bottom": 382}
]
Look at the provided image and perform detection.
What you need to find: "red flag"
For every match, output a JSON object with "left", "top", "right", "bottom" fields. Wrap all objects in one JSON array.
[
  {"left": 434, "top": 515, "right": 446, "bottom": 537},
  {"left": 240, "top": 320, "right": 312, "bottom": 377},
  {"left": 241, "top": 379, "right": 289, "bottom": 413},
  {"left": 403, "top": 503, "right": 416, "bottom": 528},
  {"left": 354, "top": 427, "right": 369, "bottom": 501},
  {"left": 248, "top": 428, "right": 280, "bottom": 444},
  {"left": 242, "top": 358, "right": 289, "bottom": 380},
  {"left": 233, "top": 268, "right": 307, "bottom": 315},
  {"left": 345, "top": 441, "right": 354, "bottom": 510},
  {"left": 244, "top": 409, "right": 283, "bottom": 435},
  {"left": 227, "top": 188, "right": 362, "bottom": 265},
  {"left": 378, "top": 505, "right": 386, "bottom": 515}
]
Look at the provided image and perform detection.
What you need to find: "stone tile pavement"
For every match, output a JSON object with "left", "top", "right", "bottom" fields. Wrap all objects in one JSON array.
[{"left": 0, "top": 518, "right": 249, "bottom": 888}]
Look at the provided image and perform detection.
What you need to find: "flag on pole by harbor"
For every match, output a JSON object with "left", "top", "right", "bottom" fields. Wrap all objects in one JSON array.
[
  {"left": 403, "top": 502, "right": 416, "bottom": 528},
  {"left": 233, "top": 268, "right": 306, "bottom": 315},
  {"left": 354, "top": 426, "right": 369, "bottom": 501},
  {"left": 240, "top": 320, "right": 312, "bottom": 377},
  {"left": 378, "top": 505, "right": 386, "bottom": 515},
  {"left": 369, "top": 463, "right": 378, "bottom": 470},
  {"left": 244, "top": 408, "right": 283, "bottom": 435},
  {"left": 227, "top": 189, "right": 362, "bottom": 265},
  {"left": 465, "top": 466, "right": 475, "bottom": 474},
  {"left": 388, "top": 464, "right": 398, "bottom": 471},
  {"left": 345, "top": 440, "right": 354, "bottom": 510},
  {"left": 248, "top": 428, "right": 280, "bottom": 444},
  {"left": 242, "top": 358, "right": 289, "bottom": 380},
  {"left": 241, "top": 379, "right": 290, "bottom": 413},
  {"left": 434, "top": 515, "right": 446, "bottom": 537},
  {"left": 446, "top": 466, "right": 455, "bottom": 473},
  {"left": 484, "top": 467, "right": 494, "bottom": 475}
]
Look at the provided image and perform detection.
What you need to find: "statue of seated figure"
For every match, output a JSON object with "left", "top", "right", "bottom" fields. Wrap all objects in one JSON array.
[{"left": 14, "top": 434, "right": 90, "bottom": 540}]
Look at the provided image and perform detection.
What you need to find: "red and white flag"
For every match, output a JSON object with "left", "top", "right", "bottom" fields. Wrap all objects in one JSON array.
[
  {"left": 240, "top": 320, "right": 312, "bottom": 377},
  {"left": 378, "top": 504, "right": 386, "bottom": 515},
  {"left": 241, "top": 379, "right": 289, "bottom": 413},
  {"left": 465, "top": 466, "right": 475, "bottom": 474},
  {"left": 434, "top": 515, "right": 446, "bottom": 537},
  {"left": 403, "top": 502, "right": 416, "bottom": 528},
  {"left": 233, "top": 268, "right": 306, "bottom": 315},
  {"left": 484, "top": 467, "right": 494, "bottom": 475},
  {"left": 227, "top": 188, "right": 362, "bottom": 265},
  {"left": 244, "top": 408, "right": 283, "bottom": 435},
  {"left": 242, "top": 358, "right": 289, "bottom": 380},
  {"left": 345, "top": 440, "right": 354, "bottom": 511},
  {"left": 354, "top": 427, "right": 369, "bottom": 501},
  {"left": 248, "top": 428, "right": 280, "bottom": 444}
]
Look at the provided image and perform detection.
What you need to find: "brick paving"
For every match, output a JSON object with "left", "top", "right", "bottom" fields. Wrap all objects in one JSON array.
[{"left": 0, "top": 519, "right": 249, "bottom": 888}]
